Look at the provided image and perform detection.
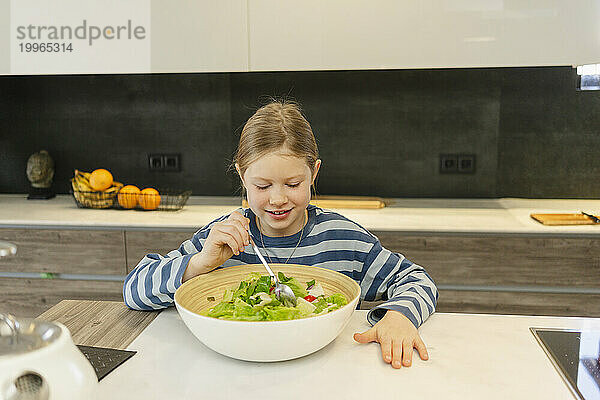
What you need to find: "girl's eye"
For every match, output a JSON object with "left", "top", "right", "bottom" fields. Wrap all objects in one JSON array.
[
  {"left": 287, "top": 183, "right": 300, "bottom": 188},
  {"left": 256, "top": 185, "right": 270, "bottom": 190}
]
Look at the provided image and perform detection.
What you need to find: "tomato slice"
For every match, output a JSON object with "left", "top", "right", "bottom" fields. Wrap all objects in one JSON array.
[{"left": 304, "top": 295, "right": 317, "bottom": 302}]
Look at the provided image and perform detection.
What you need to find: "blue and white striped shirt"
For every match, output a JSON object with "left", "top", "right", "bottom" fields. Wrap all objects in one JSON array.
[{"left": 123, "top": 205, "right": 438, "bottom": 327}]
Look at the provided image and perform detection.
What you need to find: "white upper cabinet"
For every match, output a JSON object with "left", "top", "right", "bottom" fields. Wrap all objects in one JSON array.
[
  {"left": 247, "top": 0, "right": 600, "bottom": 71},
  {"left": 1, "top": 0, "right": 249, "bottom": 75},
  {"left": 150, "top": 0, "right": 248, "bottom": 73},
  {"left": 3, "top": 0, "right": 599, "bottom": 75}
]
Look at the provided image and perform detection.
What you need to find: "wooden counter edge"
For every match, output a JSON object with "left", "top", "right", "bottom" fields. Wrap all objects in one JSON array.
[{"left": 37, "top": 300, "right": 161, "bottom": 350}]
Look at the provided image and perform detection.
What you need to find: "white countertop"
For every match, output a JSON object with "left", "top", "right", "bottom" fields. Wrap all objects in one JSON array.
[
  {"left": 96, "top": 308, "right": 600, "bottom": 399},
  {"left": 1, "top": 194, "right": 600, "bottom": 235}
]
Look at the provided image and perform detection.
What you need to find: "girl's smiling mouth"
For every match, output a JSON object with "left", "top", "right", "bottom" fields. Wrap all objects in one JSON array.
[{"left": 266, "top": 209, "right": 292, "bottom": 220}]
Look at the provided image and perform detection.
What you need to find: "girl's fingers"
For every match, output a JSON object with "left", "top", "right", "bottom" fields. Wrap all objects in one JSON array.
[
  {"left": 230, "top": 218, "right": 250, "bottom": 246},
  {"left": 228, "top": 212, "right": 250, "bottom": 231},
  {"left": 226, "top": 216, "right": 250, "bottom": 248},
  {"left": 220, "top": 232, "right": 241, "bottom": 256},
  {"left": 379, "top": 339, "right": 392, "bottom": 364},
  {"left": 353, "top": 327, "right": 376, "bottom": 344},
  {"left": 415, "top": 337, "right": 429, "bottom": 360},
  {"left": 402, "top": 339, "right": 413, "bottom": 367},
  {"left": 218, "top": 223, "right": 246, "bottom": 253},
  {"left": 391, "top": 339, "right": 403, "bottom": 369},
  {"left": 211, "top": 225, "right": 242, "bottom": 256}
]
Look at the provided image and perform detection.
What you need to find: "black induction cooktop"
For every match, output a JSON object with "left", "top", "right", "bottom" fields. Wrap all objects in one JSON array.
[{"left": 531, "top": 328, "right": 600, "bottom": 400}]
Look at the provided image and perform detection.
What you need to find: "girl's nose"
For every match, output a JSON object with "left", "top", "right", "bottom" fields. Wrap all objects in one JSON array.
[{"left": 269, "top": 191, "right": 287, "bottom": 206}]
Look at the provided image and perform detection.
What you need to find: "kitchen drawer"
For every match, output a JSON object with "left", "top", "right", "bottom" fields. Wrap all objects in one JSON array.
[
  {"left": 125, "top": 230, "right": 196, "bottom": 273},
  {"left": 0, "top": 228, "right": 126, "bottom": 275},
  {"left": 437, "top": 290, "right": 600, "bottom": 318},
  {"left": 375, "top": 232, "right": 600, "bottom": 288},
  {"left": 0, "top": 277, "right": 124, "bottom": 318},
  {"left": 361, "top": 290, "right": 600, "bottom": 317}
]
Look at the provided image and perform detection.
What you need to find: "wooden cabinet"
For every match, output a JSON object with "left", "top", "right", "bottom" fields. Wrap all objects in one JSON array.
[
  {"left": 0, "top": 228, "right": 126, "bottom": 317},
  {"left": 0, "top": 228, "right": 195, "bottom": 317},
  {"left": 0, "top": 278, "right": 123, "bottom": 319},
  {"left": 0, "top": 229, "right": 126, "bottom": 275},
  {"left": 3, "top": 225, "right": 599, "bottom": 318},
  {"left": 436, "top": 290, "right": 600, "bottom": 317},
  {"left": 125, "top": 229, "right": 600, "bottom": 317},
  {"left": 125, "top": 230, "right": 195, "bottom": 273},
  {"left": 374, "top": 232, "right": 600, "bottom": 317}
]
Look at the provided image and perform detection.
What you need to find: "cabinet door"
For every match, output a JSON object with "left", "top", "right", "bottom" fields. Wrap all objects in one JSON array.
[
  {"left": 3, "top": 1, "right": 249, "bottom": 75},
  {"left": 149, "top": 1, "right": 248, "bottom": 73},
  {"left": 374, "top": 232, "right": 600, "bottom": 317},
  {"left": 375, "top": 233, "right": 600, "bottom": 288},
  {"left": 438, "top": 290, "right": 600, "bottom": 318},
  {"left": 0, "top": 277, "right": 124, "bottom": 318},
  {"left": 248, "top": 1, "right": 600, "bottom": 71},
  {"left": 125, "top": 230, "right": 196, "bottom": 273},
  {"left": 0, "top": 228, "right": 127, "bottom": 275}
]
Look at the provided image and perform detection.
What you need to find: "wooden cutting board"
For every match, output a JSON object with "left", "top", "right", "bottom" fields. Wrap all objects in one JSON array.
[
  {"left": 242, "top": 196, "right": 386, "bottom": 209},
  {"left": 530, "top": 213, "right": 600, "bottom": 226}
]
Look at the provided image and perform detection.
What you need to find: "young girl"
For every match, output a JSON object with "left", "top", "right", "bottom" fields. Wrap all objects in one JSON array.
[{"left": 124, "top": 101, "right": 438, "bottom": 369}]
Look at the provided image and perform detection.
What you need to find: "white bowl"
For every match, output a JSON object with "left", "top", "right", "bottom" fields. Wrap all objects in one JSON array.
[{"left": 174, "top": 264, "right": 361, "bottom": 362}]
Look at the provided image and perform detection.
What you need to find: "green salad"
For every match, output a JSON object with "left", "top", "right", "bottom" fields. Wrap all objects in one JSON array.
[{"left": 203, "top": 272, "right": 348, "bottom": 321}]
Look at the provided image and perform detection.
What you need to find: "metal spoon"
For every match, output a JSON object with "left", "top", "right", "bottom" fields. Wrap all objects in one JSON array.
[{"left": 247, "top": 231, "right": 297, "bottom": 307}]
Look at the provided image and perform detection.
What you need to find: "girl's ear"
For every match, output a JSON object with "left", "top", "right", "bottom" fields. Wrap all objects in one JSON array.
[
  {"left": 311, "top": 159, "right": 322, "bottom": 185},
  {"left": 235, "top": 163, "right": 244, "bottom": 185}
]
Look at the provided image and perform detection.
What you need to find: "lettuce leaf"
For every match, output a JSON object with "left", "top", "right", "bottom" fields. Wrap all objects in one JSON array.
[
  {"left": 263, "top": 306, "right": 301, "bottom": 321},
  {"left": 313, "top": 297, "right": 329, "bottom": 314},
  {"left": 284, "top": 277, "right": 308, "bottom": 298},
  {"left": 254, "top": 275, "right": 272, "bottom": 295},
  {"left": 278, "top": 271, "right": 291, "bottom": 283},
  {"left": 326, "top": 293, "right": 348, "bottom": 307},
  {"left": 232, "top": 298, "right": 266, "bottom": 321},
  {"left": 206, "top": 302, "right": 234, "bottom": 318}
]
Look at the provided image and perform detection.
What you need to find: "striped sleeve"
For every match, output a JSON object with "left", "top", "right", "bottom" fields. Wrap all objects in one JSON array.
[
  {"left": 362, "top": 241, "right": 438, "bottom": 328},
  {"left": 122, "top": 214, "right": 228, "bottom": 310}
]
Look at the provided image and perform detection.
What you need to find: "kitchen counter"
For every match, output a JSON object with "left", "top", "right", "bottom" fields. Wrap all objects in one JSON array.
[
  {"left": 38, "top": 300, "right": 600, "bottom": 399},
  {"left": 2, "top": 194, "right": 600, "bottom": 235}
]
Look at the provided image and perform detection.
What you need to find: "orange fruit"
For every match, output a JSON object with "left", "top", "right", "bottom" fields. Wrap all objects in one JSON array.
[
  {"left": 118, "top": 185, "right": 141, "bottom": 209},
  {"left": 139, "top": 188, "right": 161, "bottom": 210},
  {"left": 89, "top": 169, "right": 113, "bottom": 191}
]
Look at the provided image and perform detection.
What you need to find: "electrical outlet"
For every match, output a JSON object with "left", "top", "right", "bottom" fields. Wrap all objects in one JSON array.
[
  {"left": 440, "top": 154, "right": 476, "bottom": 174},
  {"left": 458, "top": 154, "right": 476, "bottom": 173},
  {"left": 148, "top": 153, "right": 181, "bottom": 171},
  {"left": 164, "top": 154, "right": 181, "bottom": 171},
  {"left": 148, "top": 154, "right": 163, "bottom": 170},
  {"left": 439, "top": 154, "right": 458, "bottom": 173}
]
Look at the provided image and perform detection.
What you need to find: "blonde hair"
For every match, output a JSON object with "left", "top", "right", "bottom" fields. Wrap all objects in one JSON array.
[{"left": 234, "top": 100, "right": 319, "bottom": 180}]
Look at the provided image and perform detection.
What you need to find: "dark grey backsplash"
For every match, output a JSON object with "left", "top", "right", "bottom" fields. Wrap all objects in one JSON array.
[{"left": 1, "top": 67, "right": 598, "bottom": 198}]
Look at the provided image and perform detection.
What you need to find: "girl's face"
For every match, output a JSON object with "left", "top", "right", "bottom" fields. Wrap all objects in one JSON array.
[{"left": 239, "top": 149, "right": 320, "bottom": 237}]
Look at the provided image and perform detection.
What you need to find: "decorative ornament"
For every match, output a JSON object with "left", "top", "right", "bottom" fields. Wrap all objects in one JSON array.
[{"left": 26, "top": 150, "right": 56, "bottom": 200}]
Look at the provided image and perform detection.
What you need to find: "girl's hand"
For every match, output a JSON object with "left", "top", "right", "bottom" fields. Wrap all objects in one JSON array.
[
  {"left": 183, "top": 211, "right": 250, "bottom": 281},
  {"left": 353, "top": 310, "right": 429, "bottom": 369}
]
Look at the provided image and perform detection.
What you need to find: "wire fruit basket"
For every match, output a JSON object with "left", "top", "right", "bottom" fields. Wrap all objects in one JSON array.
[
  {"left": 71, "top": 189, "right": 191, "bottom": 211},
  {"left": 71, "top": 189, "right": 117, "bottom": 209}
]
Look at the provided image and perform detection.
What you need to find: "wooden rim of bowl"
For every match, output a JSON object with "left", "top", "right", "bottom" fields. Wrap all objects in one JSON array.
[{"left": 175, "top": 264, "right": 361, "bottom": 323}]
